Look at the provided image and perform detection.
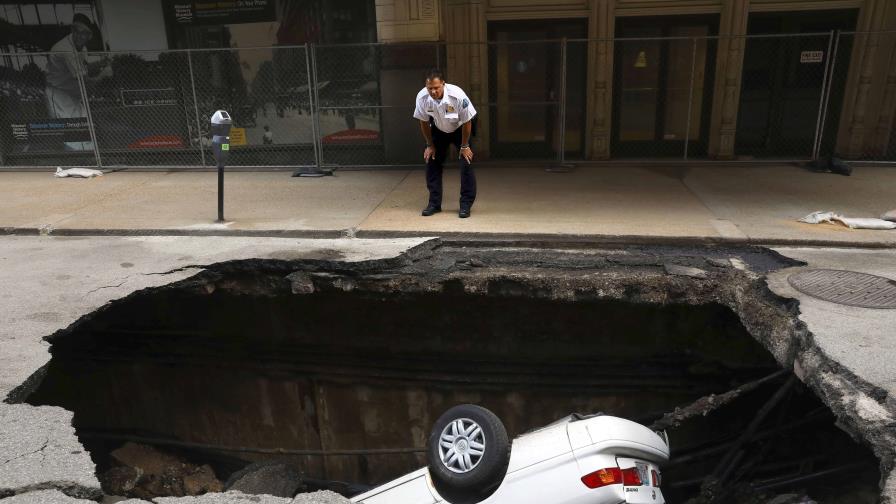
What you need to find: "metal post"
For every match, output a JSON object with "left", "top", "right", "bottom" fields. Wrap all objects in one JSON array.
[
  {"left": 294, "top": 44, "right": 330, "bottom": 177},
  {"left": 72, "top": 51, "right": 102, "bottom": 168},
  {"left": 304, "top": 45, "right": 320, "bottom": 170},
  {"left": 186, "top": 50, "right": 206, "bottom": 167},
  {"left": 311, "top": 43, "right": 324, "bottom": 169},
  {"left": 558, "top": 37, "right": 568, "bottom": 164},
  {"left": 813, "top": 30, "right": 838, "bottom": 160},
  {"left": 683, "top": 37, "right": 698, "bottom": 161},
  {"left": 436, "top": 42, "right": 441, "bottom": 72},
  {"left": 217, "top": 161, "right": 224, "bottom": 222}
]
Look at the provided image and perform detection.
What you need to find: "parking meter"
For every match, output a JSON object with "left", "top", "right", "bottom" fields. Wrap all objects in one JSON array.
[{"left": 210, "top": 110, "right": 232, "bottom": 222}]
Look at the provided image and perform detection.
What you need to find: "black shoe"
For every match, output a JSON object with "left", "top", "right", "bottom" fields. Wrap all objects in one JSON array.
[
  {"left": 422, "top": 205, "right": 441, "bottom": 216},
  {"left": 458, "top": 208, "right": 471, "bottom": 218}
]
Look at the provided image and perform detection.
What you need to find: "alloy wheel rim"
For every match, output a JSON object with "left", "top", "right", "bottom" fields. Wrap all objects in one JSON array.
[{"left": 438, "top": 418, "right": 486, "bottom": 474}]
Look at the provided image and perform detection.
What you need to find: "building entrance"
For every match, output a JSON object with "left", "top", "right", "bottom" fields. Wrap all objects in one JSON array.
[
  {"left": 487, "top": 19, "right": 587, "bottom": 159},
  {"left": 735, "top": 10, "right": 858, "bottom": 158},
  {"left": 612, "top": 15, "right": 718, "bottom": 158}
]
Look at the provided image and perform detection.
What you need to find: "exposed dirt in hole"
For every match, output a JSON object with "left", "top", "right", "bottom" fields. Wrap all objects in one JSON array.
[{"left": 18, "top": 242, "right": 894, "bottom": 503}]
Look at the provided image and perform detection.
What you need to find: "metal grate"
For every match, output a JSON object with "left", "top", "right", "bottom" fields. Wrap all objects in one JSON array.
[{"left": 787, "top": 269, "right": 896, "bottom": 309}]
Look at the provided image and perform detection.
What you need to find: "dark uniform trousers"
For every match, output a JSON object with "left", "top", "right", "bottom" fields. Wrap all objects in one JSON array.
[{"left": 427, "top": 119, "right": 476, "bottom": 210}]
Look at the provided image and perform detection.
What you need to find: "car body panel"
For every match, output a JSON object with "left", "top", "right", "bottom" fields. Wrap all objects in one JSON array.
[
  {"left": 351, "top": 468, "right": 437, "bottom": 504},
  {"left": 467, "top": 451, "right": 621, "bottom": 504},
  {"left": 505, "top": 421, "right": 573, "bottom": 473},
  {"left": 567, "top": 420, "right": 593, "bottom": 451},
  {"left": 584, "top": 417, "right": 669, "bottom": 464}
]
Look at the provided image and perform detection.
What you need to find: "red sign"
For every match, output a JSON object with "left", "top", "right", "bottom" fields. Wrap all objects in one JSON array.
[
  {"left": 128, "top": 135, "right": 185, "bottom": 149},
  {"left": 322, "top": 129, "right": 379, "bottom": 144}
]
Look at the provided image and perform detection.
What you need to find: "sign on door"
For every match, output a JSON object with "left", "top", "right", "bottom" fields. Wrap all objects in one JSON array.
[{"left": 800, "top": 51, "right": 824, "bottom": 63}]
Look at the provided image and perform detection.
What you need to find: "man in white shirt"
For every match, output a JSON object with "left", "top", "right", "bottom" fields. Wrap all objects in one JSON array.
[
  {"left": 413, "top": 69, "right": 477, "bottom": 218},
  {"left": 45, "top": 14, "right": 111, "bottom": 150}
]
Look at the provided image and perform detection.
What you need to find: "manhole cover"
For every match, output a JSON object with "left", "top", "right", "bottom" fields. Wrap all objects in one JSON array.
[{"left": 788, "top": 269, "right": 896, "bottom": 309}]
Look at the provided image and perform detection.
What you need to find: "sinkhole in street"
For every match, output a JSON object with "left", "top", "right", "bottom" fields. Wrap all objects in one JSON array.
[{"left": 26, "top": 281, "right": 881, "bottom": 503}]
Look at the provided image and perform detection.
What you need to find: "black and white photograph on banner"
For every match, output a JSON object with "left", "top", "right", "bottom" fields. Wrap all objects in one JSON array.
[
  {"left": 1, "top": 6, "right": 110, "bottom": 155},
  {"left": 0, "top": 0, "right": 394, "bottom": 166}
]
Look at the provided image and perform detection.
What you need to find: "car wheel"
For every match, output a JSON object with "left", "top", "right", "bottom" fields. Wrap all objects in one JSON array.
[{"left": 426, "top": 404, "right": 510, "bottom": 504}]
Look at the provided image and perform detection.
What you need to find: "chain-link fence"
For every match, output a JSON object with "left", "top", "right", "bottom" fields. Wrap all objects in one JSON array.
[
  {"left": 608, "top": 35, "right": 719, "bottom": 160},
  {"left": 734, "top": 33, "right": 834, "bottom": 160},
  {"left": 2, "top": 32, "right": 895, "bottom": 169},
  {"left": 314, "top": 43, "right": 442, "bottom": 167},
  {"left": 1, "top": 51, "right": 98, "bottom": 167}
]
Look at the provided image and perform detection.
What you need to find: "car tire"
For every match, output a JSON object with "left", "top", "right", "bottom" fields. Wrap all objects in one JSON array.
[{"left": 426, "top": 404, "right": 510, "bottom": 504}]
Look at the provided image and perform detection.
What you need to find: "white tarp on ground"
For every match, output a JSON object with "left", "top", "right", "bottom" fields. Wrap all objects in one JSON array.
[
  {"left": 800, "top": 211, "right": 896, "bottom": 230},
  {"left": 882, "top": 209, "right": 896, "bottom": 222}
]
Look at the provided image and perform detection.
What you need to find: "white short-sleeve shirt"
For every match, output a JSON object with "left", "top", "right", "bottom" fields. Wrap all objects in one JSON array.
[{"left": 413, "top": 83, "right": 477, "bottom": 134}]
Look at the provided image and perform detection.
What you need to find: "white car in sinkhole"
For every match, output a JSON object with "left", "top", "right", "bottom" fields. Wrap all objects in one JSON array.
[{"left": 351, "top": 404, "right": 670, "bottom": 504}]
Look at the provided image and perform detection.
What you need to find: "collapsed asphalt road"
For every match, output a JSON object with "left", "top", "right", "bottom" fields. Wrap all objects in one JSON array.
[{"left": 1, "top": 236, "right": 894, "bottom": 503}]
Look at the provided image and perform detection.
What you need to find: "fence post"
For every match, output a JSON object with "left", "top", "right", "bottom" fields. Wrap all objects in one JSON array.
[
  {"left": 311, "top": 43, "right": 324, "bottom": 169},
  {"left": 73, "top": 52, "right": 103, "bottom": 168},
  {"left": 813, "top": 30, "right": 839, "bottom": 161},
  {"left": 558, "top": 37, "right": 568, "bottom": 164},
  {"left": 306, "top": 44, "right": 321, "bottom": 169},
  {"left": 684, "top": 37, "right": 698, "bottom": 161},
  {"left": 186, "top": 50, "right": 206, "bottom": 167},
  {"left": 294, "top": 44, "right": 328, "bottom": 176}
]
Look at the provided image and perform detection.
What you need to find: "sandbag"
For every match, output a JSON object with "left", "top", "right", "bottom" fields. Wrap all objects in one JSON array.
[{"left": 55, "top": 167, "right": 103, "bottom": 178}]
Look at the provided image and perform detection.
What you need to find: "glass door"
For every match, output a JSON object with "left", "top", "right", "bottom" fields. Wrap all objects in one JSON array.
[
  {"left": 612, "top": 16, "right": 717, "bottom": 157},
  {"left": 488, "top": 19, "right": 586, "bottom": 159},
  {"left": 617, "top": 27, "right": 662, "bottom": 144}
]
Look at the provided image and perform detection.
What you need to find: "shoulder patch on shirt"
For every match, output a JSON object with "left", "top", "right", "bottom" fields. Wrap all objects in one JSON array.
[{"left": 462, "top": 99, "right": 469, "bottom": 109}]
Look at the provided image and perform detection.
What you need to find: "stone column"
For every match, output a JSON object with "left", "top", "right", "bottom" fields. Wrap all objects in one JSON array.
[
  {"left": 708, "top": 0, "right": 749, "bottom": 159},
  {"left": 586, "top": 0, "right": 615, "bottom": 159},
  {"left": 445, "top": 0, "right": 489, "bottom": 158},
  {"left": 871, "top": 44, "right": 896, "bottom": 155},
  {"left": 839, "top": 0, "right": 892, "bottom": 157}
]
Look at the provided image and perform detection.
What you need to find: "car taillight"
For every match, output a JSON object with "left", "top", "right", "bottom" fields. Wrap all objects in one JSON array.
[
  {"left": 651, "top": 469, "right": 661, "bottom": 487},
  {"left": 582, "top": 466, "right": 649, "bottom": 488},
  {"left": 621, "top": 467, "right": 642, "bottom": 486},
  {"left": 581, "top": 468, "right": 622, "bottom": 489}
]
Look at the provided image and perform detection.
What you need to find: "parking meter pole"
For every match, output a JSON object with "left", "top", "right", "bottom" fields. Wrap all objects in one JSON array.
[
  {"left": 210, "top": 110, "right": 232, "bottom": 222},
  {"left": 217, "top": 162, "right": 224, "bottom": 222}
]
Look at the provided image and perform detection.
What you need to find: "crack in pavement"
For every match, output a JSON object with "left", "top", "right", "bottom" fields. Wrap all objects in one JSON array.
[
  {"left": 1, "top": 438, "right": 49, "bottom": 467},
  {"left": 143, "top": 265, "right": 206, "bottom": 276},
  {"left": 82, "top": 280, "right": 129, "bottom": 297},
  {"left": 80, "top": 267, "right": 206, "bottom": 298}
]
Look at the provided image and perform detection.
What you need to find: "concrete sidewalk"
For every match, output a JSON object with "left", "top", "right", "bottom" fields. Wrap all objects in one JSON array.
[{"left": 1, "top": 164, "right": 894, "bottom": 245}]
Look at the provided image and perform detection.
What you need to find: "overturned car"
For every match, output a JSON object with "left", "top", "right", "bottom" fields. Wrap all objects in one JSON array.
[{"left": 352, "top": 404, "right": 670, "bottom": 504}]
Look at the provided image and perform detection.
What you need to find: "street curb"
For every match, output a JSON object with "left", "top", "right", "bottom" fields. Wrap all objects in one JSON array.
[
  {"left": 1, "top": 226, "right": 894, "bottom": 249},
  {"left": 356, "top": 231, "right": 896, "bottom": 249},
  {"left": 0, "top": 227, "right": 347, "bottom": 239}
]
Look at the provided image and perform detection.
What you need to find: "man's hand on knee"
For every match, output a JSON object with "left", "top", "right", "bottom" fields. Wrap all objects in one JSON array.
[{"left": 460, "top": 145, "right": 474, "bottom": 163}]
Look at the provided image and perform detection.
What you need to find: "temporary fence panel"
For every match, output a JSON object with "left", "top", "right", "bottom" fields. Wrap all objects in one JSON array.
[
  {"left": 0, "top": 51, "right": 98, "bottom": 167},
  {"left": 733, "top": 33, "right": 834, "bottom": 160},
  {"left": 83, "top": 50, "right": 198, "bottom": 167},
  {"left": 312, "top": 42, "right": 442, "bottom": 168},
  {"left": 4, "top": 33, "right": 896, "bottom": 169},
  {"left": 189, "top": 46, "right": 316, "bottom": 168},
  {"left": 486, "top": 40, "right": 563, "bottom": 161}
]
